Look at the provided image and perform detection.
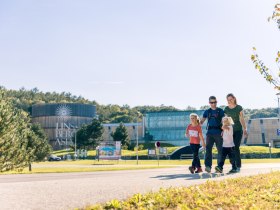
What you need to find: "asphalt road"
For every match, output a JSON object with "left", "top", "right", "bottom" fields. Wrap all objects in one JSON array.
[{"left": 1, "top": 163, "right": 280, "bottom": 210}]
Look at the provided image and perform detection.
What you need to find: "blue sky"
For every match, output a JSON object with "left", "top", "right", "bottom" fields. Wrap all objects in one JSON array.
[{"left": 0, "top": 0, "right": 279, "bottom": 109}]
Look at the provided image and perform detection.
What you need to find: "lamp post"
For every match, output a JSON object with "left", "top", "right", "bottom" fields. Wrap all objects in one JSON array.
[
  {"left": 74, "top": 126, "right": 78, "bottom": 160},
  {"left": 136, "top": 111, "right": 142, "bottom": 165},
  {"left": 136, "top": 113, "right": 139, "bottom": 165},
  {"left": 277, "top": 93, "right": 280, "bottom": 124}
]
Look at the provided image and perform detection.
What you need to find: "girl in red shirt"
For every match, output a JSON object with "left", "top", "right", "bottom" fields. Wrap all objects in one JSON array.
[{"left": 186, "top": 113, "right": 206, "bottom": 173}]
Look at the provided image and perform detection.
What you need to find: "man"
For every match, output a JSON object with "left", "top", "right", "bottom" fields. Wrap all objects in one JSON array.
[{"left": 200, "top": 96, "right": 224, "bottom": 173}]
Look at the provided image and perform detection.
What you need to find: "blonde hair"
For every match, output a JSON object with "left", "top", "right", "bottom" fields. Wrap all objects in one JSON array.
[
  {"left": 190, "top": 113, "right": 200, "bottom": 125},
  {"left": 222, "top": 116, "right": 234, "bottom": 126}
]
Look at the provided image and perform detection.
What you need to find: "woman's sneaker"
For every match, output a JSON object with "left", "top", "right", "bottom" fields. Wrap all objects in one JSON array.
[
  {"left": 188, "top": 166, "right": 195, "bottom": 174},
  {"left": 195, "top": 167, "right": 203, "bottom": 173},
  {"left": 205, "top": 166, "right": 211, "bottom": 173},
  {"left": 215, "top": 166, "right": 223, "bottom": 173},
  {"left": 229, "top": 168, "right": 237, "bottom": 173}
]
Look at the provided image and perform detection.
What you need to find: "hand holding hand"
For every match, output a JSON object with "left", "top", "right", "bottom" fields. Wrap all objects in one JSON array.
[
  {"left": 202, "top": 142, "right": 206, "bottom": 149},
  {"left": 243, "top": 129, "right": 248, "bottom": 138}
]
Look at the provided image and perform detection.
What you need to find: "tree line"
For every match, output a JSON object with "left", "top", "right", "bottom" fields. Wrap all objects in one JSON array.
[{"left": 1, "top": 86, "right": 277, "bottom": 123}]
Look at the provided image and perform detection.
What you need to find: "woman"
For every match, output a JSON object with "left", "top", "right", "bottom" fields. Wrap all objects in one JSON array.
[{"left": 224, "top": 93, "right": 247, "bottom": 172}]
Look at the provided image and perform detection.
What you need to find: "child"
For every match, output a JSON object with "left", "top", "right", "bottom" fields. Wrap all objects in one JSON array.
[
  {"left": 186, "top": 113, "right": 206, "bottom": 173},
  {"left": 215, "top": 116, "right": 237, "bottom": 173}
]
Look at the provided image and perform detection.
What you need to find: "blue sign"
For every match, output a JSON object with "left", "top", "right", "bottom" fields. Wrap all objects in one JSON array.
[{"left": 277, "top": 129, "right": 280, "bottom": 136}]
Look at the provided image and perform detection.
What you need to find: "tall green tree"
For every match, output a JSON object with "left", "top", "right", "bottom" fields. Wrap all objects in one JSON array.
[
  {"left": 76, "top": 118, "right": 104, "bottom": 148},
  {"left": 0, "top": 91, "right": 30, "bottom": 172},
  {"left": 251, "top": 3, "right": 280, "bottom": 89},
  {"left": 111, "top": 123, "right": 130, "bottom": 148},
  {"left": 0, "top": 90, "right": 52, "bottom": 172}
]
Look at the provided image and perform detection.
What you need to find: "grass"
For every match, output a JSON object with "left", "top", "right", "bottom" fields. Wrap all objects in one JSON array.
[
  {"left": 83, "top": 171, "right": 280, "bottom": 209},
  {"left": 1, "top": 159, "right": 279, "bottom": 175},
  {"left": 1, "top": 165, "right": 173, "bottom": 174},
  {"left": 53, "top": 146, "right": 280, "bottom": 158}
]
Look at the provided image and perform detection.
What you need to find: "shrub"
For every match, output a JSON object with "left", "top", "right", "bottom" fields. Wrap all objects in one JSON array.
[{"left": 83, "top": 171, "right": 280, "bottom": 210}]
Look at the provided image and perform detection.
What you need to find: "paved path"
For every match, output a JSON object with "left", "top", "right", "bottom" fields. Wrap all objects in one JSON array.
[{"left": 1, "top": 163, "right": 280, "bottom": 210}]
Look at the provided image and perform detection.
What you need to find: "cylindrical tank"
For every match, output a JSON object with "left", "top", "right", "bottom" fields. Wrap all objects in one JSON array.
[{"left": 32, "top": 103, "right": 96, "bottom": 149}]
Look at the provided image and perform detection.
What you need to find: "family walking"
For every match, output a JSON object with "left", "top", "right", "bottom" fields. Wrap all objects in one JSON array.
[{"left": 185, "top": 94, "right": 247, "bottom": 174}]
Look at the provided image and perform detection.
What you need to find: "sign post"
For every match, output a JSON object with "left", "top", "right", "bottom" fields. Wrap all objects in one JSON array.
[
  {"left": 155, "top": 141, "right": 160, "bottom": 166},
  {"left": 269, "top": 142, "right": 272, "bottom": 159}
]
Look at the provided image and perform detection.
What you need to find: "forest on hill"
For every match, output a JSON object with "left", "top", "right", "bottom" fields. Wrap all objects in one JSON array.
[{"left": 1, "top": 86, "right": 278, "bottom": 123}]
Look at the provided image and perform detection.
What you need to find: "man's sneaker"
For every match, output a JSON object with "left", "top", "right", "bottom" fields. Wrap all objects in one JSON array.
[
  {"left": 236, "top": 167, "right": 241, "bottom": 172},
  {"left": 205, "top": 166, "right": 211, "bottom": 173},
  {"left": 188, "top": 166, "right": 195, "bottom": 174},
  {"left": 229, "top": 168, "right": 238, "bottom": 173},
  {"left": 215, "top": 166, "right": 223, "bottom": 173},
  {"left": 195, "top": 167, "right": 203, "bottom": 173}
]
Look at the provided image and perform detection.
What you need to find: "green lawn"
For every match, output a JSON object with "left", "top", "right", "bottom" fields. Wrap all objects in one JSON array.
[{"left": 53, "top": 146, "right": 280, "bottom": 157}]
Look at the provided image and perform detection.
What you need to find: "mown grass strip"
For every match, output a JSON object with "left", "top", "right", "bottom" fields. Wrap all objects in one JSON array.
[
  {"left": 53, "top": 146, "right": 280, "bottom": 158},
  {"left": 83, "top": 171, "right": 280, "bottom": 210}
]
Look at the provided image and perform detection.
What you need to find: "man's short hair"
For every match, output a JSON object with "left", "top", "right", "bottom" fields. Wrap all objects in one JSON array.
[{"left": 209, "top": 96, "right": 216, "bottom": 101}]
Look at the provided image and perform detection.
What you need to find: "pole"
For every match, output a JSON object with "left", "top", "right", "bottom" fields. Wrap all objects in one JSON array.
[
  {"left": 278, "top": 95, "right": 280, "bottom": 129},
  {"left": 75, "top": 127, "right": 77, "bottom": 160},
  {"left": 269, "top": 142, "right": 272, "bottom": 158},
  {"left": 136, "top": 114, "right": 139, "bottom": 165}
]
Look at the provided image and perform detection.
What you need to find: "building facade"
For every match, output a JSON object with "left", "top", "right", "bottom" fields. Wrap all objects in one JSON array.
[
  {"left": 32, "top": 103, "right": 96, "bottom": 149},
  {"left": 102, "top": 123, "right": 144, "bottom": 144},
  {"left": 144, "top": 111, "right": 206, "bottom": 146},
  {"left": 144, "top": 111, "right": 280, "bottom": 147},
  {"left": 245, "top": 118, "right": 280, "bottom": 147}
]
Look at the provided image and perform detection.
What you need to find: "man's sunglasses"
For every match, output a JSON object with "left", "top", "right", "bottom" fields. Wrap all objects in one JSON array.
[{"left": 209, "top": 101, "right": 217, "bottom": 104}]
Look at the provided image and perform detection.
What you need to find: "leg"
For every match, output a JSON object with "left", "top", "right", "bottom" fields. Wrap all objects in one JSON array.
[
  {"left": 190, "top": 144, "right": 197, "bottom": 168},
  {"left": 214, "top": 135, "right": 223, "bottom": 167},
  {"left": 233, "top": 130, "right": 243, "bottom": 168},
  {"left": 218, "top": 148, "right": 228, "bottom": 170},
  {"left": 228, "top": 147, "right": 237, "bottom": 170},
  {"left": 205, "top": 135, "right": 215, "bottom": 168},
  {"left": 193, "top": 144, "right": 201, "bottom": 168}
]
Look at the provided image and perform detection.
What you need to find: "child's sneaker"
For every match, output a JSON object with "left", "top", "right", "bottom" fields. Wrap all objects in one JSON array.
[
  {"left": 229, "top": 168, "right": 238, "bottom": 173},
  {"left": 215, "top": 166, "right": 223, "bottom": 173},
  {"left": 188, "top": 166, "right": 195, "bottom": 174},
  {"left": 205, "top": 166, "right": 211, "bottom": 173},
  {"left": 195, "top": 167, "right": 203, "bottom": 173}
]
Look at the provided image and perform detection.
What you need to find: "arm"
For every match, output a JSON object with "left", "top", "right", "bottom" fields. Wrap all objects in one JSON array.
[
  {"left": 239, "top": 110, "right": 248, "bottom": 137},
  {"left": 222, "top": 125, "right": 230, "bottom": 130},
  {"left": 185, "top": 127, "right": 190, "bottom": 138},
  {"left": 200, "top": 117, "right": 206, "bottom": 125},
  {"left": 199, "top": 132, "right": 206, "bottom": 148}
]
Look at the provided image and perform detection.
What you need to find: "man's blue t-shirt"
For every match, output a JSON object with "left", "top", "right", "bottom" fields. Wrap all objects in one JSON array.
[{"left": 203, "top": 108, "right": 224, "bottom": 135}]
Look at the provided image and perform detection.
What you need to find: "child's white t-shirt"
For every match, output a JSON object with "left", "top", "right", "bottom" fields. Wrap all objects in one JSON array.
[{"left": 222, "top": 126, "right": 235, "bottom": 147}]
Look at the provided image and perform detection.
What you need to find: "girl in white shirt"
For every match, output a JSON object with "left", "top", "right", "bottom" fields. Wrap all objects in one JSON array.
[{"left": 215, "top": 117, "right": 238, "bottom": 173}]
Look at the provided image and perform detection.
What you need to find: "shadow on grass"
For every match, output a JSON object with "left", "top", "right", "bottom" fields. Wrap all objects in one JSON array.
[{"left": 150, "top": 172, "right": 233, "bottom": 180}]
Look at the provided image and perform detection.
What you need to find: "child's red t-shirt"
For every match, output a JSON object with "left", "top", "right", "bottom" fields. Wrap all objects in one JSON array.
[{"left": 186, "top": 124, "right": 202, "bottom": 144}]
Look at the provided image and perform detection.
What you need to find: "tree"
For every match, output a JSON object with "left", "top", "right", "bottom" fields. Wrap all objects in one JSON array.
[
  {"left": 76, "top": 118, "right": 104, "bottom": 148},
  {"left": 251, "top": 3, "right": 280, "bottom": 89},
  {"left": 0, "top": 90, "right": 30, "bottom": 172},
  {"left": 29, "top": 123, "right": 52, "bottom": 161},
  {"left": 185, "top": 106, "right": 197, "bottom": 111},
  {"left": 111, "top": 123, "right": 130, "bottom": 148},
  {"left": 26, "top": 123, "right": 52, "bottom": 171}
]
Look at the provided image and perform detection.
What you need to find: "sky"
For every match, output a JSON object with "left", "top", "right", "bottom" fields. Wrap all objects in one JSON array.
[{"left": 0, "top": 0, "right": 280, "bottom": 110}]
